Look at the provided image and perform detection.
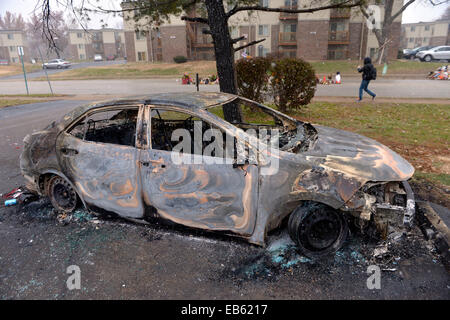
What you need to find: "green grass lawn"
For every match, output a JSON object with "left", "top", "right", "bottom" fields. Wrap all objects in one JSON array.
[
  {"left": 0, "top": 94, "right": 66, "bottom": 98},
  {"left": 0, "top": 99, "right": 48, "bottom": 109},
  {"left": 36, "top": 61, "right": 218, "bottom": 81},
  {"left": 31, "top": 59, "right": 444, "bottom": 81}
]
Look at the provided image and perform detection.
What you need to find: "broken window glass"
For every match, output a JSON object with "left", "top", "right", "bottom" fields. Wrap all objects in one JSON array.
[
  {"left": 150, "top": 108, "right": 236, "bottom": 160},
  {"left": 68, "top": 107, "right": 139, "bottom": 147}
]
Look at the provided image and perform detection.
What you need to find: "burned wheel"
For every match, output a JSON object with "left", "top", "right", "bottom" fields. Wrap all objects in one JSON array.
[
  {"left": 288, "top": 202, "right": 348, "bottom": 258},
  {"left": 47, "top": 176, "right": 78, "bottom": 212}
]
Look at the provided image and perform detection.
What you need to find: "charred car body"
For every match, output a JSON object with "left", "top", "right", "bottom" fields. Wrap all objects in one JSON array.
[{"left": 20, "top": 92, "right": 415, "bottom": 257}]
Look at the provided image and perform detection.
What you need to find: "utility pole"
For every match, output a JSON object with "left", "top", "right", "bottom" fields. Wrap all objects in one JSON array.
[
  {"left": 18, "top": 46, "right": 29, "bottom": 95},
  {"left": 37, "top": 46, "right": 54, "bottom": 95}
]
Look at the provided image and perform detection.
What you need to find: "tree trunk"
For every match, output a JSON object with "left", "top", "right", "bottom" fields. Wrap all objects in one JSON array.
[
  {"left": 205, "top": 0, "right": 242, "bottom": 123},
  {"left": 378, "top": 0, "right": 394, "bottom": 64}
]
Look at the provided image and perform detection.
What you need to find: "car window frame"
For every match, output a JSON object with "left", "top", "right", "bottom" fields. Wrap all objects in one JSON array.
[
  {"left": 63, "top": 104, "right": 145, "bottom": 149},
  {"left": 147, "top": 104, "right": 261, "bottom": 163}
]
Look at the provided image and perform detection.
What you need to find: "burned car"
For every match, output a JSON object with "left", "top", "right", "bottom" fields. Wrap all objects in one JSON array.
[{"left": 20, "top": 92, "right": 415, "bottom": 257}]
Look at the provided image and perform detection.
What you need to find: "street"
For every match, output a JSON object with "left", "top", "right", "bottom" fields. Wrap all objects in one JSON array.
[
  {"left": 0, "top": 78, "right": 449, "bottom": 99},
  {"left": 0, "top": 99, "right": 448, "bottom": 299},
  {"left": 0, "top": 60, "right": 126, "bottom": 80}
]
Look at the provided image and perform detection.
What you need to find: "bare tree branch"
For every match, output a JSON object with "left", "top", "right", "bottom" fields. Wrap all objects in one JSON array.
[
  {"left": 227, "top": 0, "right": 363, "bottom": 18},
  {"left": 428, "top": 0, "right": 450, "bottom": 5},
  {"left": 234, "top": 38, "right": 265, "bottom": 52},
  {"left": 181, "top": 16, "right": 208, "bottom": 23},
  {"left": 388, "top": 0, "right": 416, "bottom": 23},
  {"left": 231, "top": 35, "right": 247, "bottom": 44}
]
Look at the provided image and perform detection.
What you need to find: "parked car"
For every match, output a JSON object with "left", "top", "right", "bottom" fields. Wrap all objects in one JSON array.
[
  {"left": 416, "top": 46, "right": 450, "bottom": 62},
  {"left": 402, "top": 46, "right": 435, "bottom": 60},
  {"left": 94, "top": 54, "right": 103, "bottom": 62},
  {"left": 42, "top": 59, "right": 71, "bottom": 69},
  {"left": 106, "top": 55, "right": 116, "bottom": 61},
  {"left": 20, "top": 92, "right": 415, "bottom": 257}
]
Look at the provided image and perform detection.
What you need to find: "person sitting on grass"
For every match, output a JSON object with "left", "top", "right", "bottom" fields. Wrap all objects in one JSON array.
[{"left": 335, "top": 71, "right": 341, "bottom": 84}]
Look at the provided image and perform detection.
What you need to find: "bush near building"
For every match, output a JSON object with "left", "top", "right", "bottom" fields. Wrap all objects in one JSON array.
[
  {"left": 173, "top": 55, "right": 188, "bottom": 63},
  {"left": 236, "top": 57, "right": 272, "bottom": 103},
  {"left": 236, "top": 57, "right": 316, "bottom": 112}
]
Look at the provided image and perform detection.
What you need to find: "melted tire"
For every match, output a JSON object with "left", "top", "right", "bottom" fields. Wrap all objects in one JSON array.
[{"left": 288, "top": 202, "right": 348, "bottom": 258}]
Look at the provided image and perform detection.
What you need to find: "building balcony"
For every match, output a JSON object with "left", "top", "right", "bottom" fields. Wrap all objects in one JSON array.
[
  {"left": 279, "top": 6, "right": 298, "bottom": 20},
  {"left": 279, "top": 49, "right": 297, "bottom": 58},
  {"left": 192, "top": 35, "right": 213, "bottom": 48},
  {"left": 328, "top": 31, "right": 349, "bottom": 44},
  {"left": 327, "top": 49, "right": 349, "bottom": 60},
  {"left": 330, "top": 8, "right": 351, "bottom": 19},
  {"left": 279, "top": 32, "right": 297, "bottom": 45}
]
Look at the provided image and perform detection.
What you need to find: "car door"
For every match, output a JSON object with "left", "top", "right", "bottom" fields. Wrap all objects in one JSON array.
[
  {"left": 139, "top": 105, "right": 258, "bottom": 236},
  {"left": 439, "top": 47, "right": 450, "bottom": 59},
  {"left": 56, "top": 105, "right": 145, "bottom": 218},
  {"left": 48, "top": 60, "right": 57, "bottom": 68}
]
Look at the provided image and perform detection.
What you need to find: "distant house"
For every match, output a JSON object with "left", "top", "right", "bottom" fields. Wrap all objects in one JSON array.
[
  {"left": 401, "top": 20, "right": 450, "bottom": 49},
  {"left": 0, "top": 30, "right": 28, "bottom": 63},
  {"left": 68, "top": 29, "right": 126, "bottom": 60},
  {"left": 120, "top": 0, "right": 404, "bottom": 62}
]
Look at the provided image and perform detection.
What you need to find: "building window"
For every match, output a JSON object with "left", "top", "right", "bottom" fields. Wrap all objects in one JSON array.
[
  {"left": 77, "top": 32, "right": 82, "bottom": 38},
  {"left": 135, "top": 30, "right": 146, "bottom": 40},
  {"left": 425, "top": 25, "right": 430, "bottom": 31},
  {"left": 80, "top": 54, "right": 85, "bottom": 60},
  {"left": 284, "top": 0, "right": 298, "bottom": 6},
  {"left": 9, "top": 46, "right": 15, "bottom": 52},
  {"left": 409, "top": 37, "right": 414, "bottom": 43},
  {"left": 7, "top": 33, "right": 14, "bottom": 40},
  {"left": 93, "top": 43, "right": 102, "bottom": 51},
  {"left": 78, "top": 44, "right": 84, "bottom": 49},
  {"left": 410, "top": 26, "right": 415, "bottom": 32},
  {"left": 280, "top": 50, "right": 296, "bottom": 58},
  {"left": 12, "top": 57, "right": 18, "bottom": 63},
  {"left": 257, "top": 45, "right": 269, "bottom": 57},
  {"left": 229, "top": 26, "right": 238, "bottom": 38},
  {"left": 369, "top": 48, "right": 378, "bottom": 59},
  {"left": 259, "top": 0, "right": 269, "bottom": 7},
  {"left": 258, "top": 25, "right": 269, "bottom": 36},
  {"left": 92, "top": 32, "right": 102, "bottom": 41},
  {"left": 282, "top": 24, "right": 297, "bottom": 33},
  {"left": 138, "top": 51, "right": 147, "bottom": 61}
]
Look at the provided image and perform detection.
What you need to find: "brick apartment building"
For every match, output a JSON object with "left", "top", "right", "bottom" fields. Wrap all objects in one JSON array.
[
  {"left": 401, "top": 19, "right": 450, "bottom": 49},
  {"left": 0, "top": 30, "right": 28, "bottom": 63},
  {"left": 68, "top": 29, "right": 126, "bottom": 60},
  {"left": 121, "top": 0, "right": 403, "bottom": 63}
]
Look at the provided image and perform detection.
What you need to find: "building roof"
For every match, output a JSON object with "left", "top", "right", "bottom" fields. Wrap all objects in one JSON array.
[
  {"left": 402, "top": 19, "right": 450, "bottom": 26},
  {"left": 69, "top": 28, "right": 124, "bottom": 32}
]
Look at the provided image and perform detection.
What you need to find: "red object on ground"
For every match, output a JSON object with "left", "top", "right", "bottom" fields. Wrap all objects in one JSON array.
[
  {"left": 2, "top": 188, "right": 20, "bottom": 199},
  {"left": 182, "top": 78, "right": 189, "bottom": 85}
]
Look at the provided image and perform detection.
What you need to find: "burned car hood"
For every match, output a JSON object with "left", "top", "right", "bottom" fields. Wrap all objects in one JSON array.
[{"left": 303, "top": 125, "right": 414, "bottom": 182}]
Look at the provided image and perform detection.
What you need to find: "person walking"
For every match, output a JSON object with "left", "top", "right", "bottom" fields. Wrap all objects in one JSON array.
[{"left": 357, "top": 57, "right": 377, "bottom": 101}]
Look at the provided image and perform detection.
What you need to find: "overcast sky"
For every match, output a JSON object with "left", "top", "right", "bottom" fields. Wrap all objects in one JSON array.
[{"left": 0, "top": 0, "right": 449, "bottom": 28}]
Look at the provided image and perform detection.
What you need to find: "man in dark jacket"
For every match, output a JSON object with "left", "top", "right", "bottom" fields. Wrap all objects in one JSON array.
[{"left": 357, "top": 57, "right": 376, "bottom": 101}]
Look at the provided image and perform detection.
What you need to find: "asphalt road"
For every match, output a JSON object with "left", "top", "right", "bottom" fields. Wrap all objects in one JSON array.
[
  {"left": 0, "top": 78, "right": 449, "bottom": 99},
  {"left": 0, "top": 100, "right": 448, "bottom": 299},
  {"left": 0, "top": 60, "right": 126, "bottom": 80}
]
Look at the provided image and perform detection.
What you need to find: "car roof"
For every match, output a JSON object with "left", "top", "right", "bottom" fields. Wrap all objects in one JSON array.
[{"left": 61, "top": 92, "right": 236, "bottom": 125}]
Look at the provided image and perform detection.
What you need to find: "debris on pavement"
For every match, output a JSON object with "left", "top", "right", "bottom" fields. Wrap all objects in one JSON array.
[{"left": 373, "top": 245, "right": 388, "bottom": 257}]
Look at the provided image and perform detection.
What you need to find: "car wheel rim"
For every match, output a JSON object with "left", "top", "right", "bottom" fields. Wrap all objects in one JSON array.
[
  {"left": 49, "top": 177, "right": 77, "bottom": 212},
  {"left": 299, "top": 209, "right": 341, "bottom": 250}
]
